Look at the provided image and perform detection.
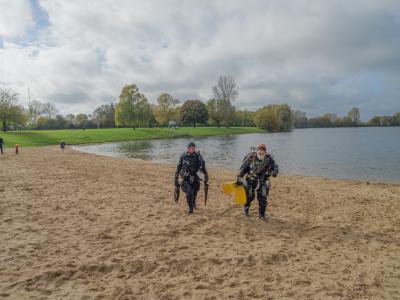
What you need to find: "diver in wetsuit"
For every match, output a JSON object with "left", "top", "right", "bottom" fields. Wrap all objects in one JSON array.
[
  {"left": 236, "top": 144, "right": 278, "bottom": 220},
  {"left": 174, "top": 142, "right": 209, "bottom": 214}
]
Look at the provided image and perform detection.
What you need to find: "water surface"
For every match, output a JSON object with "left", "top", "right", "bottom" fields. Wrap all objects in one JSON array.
[{"left": 74, "top": 127, "right": 400, "bottom": 183}]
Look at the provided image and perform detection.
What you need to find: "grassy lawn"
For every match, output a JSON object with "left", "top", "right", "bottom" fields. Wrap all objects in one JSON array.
[{"left": 0, "top": 127, "right": 264, "bottom": 147}]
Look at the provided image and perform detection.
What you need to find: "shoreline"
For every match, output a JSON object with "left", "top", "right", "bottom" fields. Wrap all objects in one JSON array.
[
  {"left": 72, "top": 145, "right": 400, "bottom": 186},
  {"left": 1, "top": 146, "right": 399, "bottom": 299},
  {"left": 0, "top": 127, "right": 264, "bottom": 148}
]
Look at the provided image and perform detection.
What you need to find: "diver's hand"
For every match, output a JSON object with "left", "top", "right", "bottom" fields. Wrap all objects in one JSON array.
[
  {"left": 235, "top": 176, "right": 243, "bottom": 186},
  {"left": 272, "top": 165, "right": 279, "bottom": 177},
  {"left": 174, "top": 178, "right": 180, "bottom": 187}
]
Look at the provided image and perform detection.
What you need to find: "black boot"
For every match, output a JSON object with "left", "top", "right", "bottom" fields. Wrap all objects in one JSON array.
[
  {"left": 259, "top": 200, "right": 268, "bottom": 220},
  {"left": 243, "top": 205, "right": 249, "bottom": 216},
  {"left": 187, "top": 194, "right": 194, "bottom": 214}
]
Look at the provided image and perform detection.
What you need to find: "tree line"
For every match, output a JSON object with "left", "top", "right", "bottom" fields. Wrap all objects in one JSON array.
[{"left": 1, "top": 77, "right": 399, "bottom": 132}]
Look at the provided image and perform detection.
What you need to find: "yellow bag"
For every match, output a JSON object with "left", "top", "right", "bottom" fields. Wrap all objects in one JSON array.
[{"left": 222, "top": 182, "right": 247, "bottom": 205}]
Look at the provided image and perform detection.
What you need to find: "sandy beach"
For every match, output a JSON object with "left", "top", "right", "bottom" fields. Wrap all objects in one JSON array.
[{"left": 0, "top": 146, "right": 399, "bottom": 299}]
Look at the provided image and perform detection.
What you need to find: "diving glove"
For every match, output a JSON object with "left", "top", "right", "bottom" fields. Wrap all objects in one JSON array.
[{"left": 272, "top": 165, "right": 279, "bottom": 177}]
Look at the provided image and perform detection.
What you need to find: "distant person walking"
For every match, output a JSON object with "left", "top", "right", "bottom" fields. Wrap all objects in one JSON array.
[
  {"left": 0, "top": 137, "right": 4, "bottom": 154},
  {"left": 60, "top": 140, "right": 66, "bottom": 153}
]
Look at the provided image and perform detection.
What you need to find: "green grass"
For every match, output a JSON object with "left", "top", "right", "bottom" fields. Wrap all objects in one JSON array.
[{"left": 0, "top": 127, "right": 264, "bottom": 148}]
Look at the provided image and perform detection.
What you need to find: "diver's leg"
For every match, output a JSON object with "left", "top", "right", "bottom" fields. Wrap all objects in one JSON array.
[
  {"left": 182, "top": 181, "right": 194, "bottom": 213},
  {"left": 192, "top": 178, "right": 200, "bottom": 209},
  {"left": 186, "top": 192, "right": 194, "bottom": 213},
  {"left": 192, "top": 190, "right": 198, "bottom": 209},
  {"left": 243, "top": 185, "right": 255, "bottom": 216},
  {"left": 257, "top": 184, "right": 269, "bottom": 219}
]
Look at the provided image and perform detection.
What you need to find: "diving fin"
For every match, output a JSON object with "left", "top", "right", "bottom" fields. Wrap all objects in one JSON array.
[
  {"left": 234, "top": 185, "right": 247, "bottom": 205},
  {"left": 222, "top": 182, "right": 235, "bottom": 194},
  {"left": 222, "top": 182, "right": 247, "bottom": 205}
]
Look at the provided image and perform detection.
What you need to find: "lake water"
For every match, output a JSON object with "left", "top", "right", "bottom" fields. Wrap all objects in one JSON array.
[{"left": 74, "top": 127, "right": 400, "bottom": 183}]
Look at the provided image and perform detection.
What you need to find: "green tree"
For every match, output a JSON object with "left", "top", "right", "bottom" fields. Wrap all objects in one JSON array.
[
  {"left": 180, "top": 99, "right": 208, "bottom": 128},
  {"left": 235, "top": 109, "right": 255, "bottom": 127},
  {"left": 254, "top": 106, "right": 280, "bottom": 132},
  {"left": 36, "top": 116, "right": 49, "bottom": 129},
  {"left": 154, "top": 93, "right": 179, "bottom": 126},
  {"left": 275, "top": 104, "right": 293, "bottom": 131},
  {"left": 137, "top": 97, "right": 153, "bottom": 128},
  {"left": 93, "top": 103, "right": 115, "bottom": 128},
  {"left": 172, "top": 106, "right": 182, "bottom": 125},
  {"left": 309, "top": 113, "right": 337, "bottom": 128},
  {"left": 347, "top": 107, "right": 361, "bottom": 125},
  {"left": 221, "top": 100, "right": 236, "bottom": 127},
  {"left": 206, "top": 99, "right": 224, "bottom": 127},
  {"left": 9, "top": 105, "right": 27, "bottom": 130},
  {"left": 293, "top": 110, "right": 308, "bottom": 128},
  {"left": 53, "top": 114, "right": 68, "bottom": 129},
  {"left": 381, "top": 116, "right": 393, "bottom": 126},
  {"left": 392, "top": 112, "right": 400, "bottom": 126},
  {"left": 0, "top": 88, "right": 18, "bottom": 131},
  {"left": 65, "top": 114, "right": 76, "bottom": 128},
  {"left": 340, "top": 116, "right": 354, "bottom": 127},
  {"left": 115, "top": 84, "right": 148, "bottom": 129},
  {"left": 75, "top": 114, "right": 89, "bottom": 128},
  {"left": 368, "top": 116, "right": 382, "bottom": 126},
  {"left": 254, "top": 104, "right": 293, "bottom": 132}
]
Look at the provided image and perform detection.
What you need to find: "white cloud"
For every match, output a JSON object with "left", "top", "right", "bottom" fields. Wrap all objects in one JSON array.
[
  {"left": 0, "top": 0, "right": 33, "bottom": 38},
  {"left": 0, "top": 0, "right": 399, "bottom": 119}
]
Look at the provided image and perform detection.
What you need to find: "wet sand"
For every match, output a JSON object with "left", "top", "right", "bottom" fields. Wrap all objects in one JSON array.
[{"left": 0, "top": 147, "right": 399, "bottom": 299}]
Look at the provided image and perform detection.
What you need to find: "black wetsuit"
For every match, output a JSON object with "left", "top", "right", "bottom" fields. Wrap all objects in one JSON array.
[
  {"left": 0, "top": 138, "right": 4, "bottom": 154},
  {"left": 175, "top": 152, "right": 208, "bottom": 213},
  {"left": 238, "top": 153, "right": 278, "bottom": 217}
]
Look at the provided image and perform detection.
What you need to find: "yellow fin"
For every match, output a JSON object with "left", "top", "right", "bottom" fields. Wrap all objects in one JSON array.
[
  {"left": 222, "top": 182, "right": 247, "bottom": 205},
  {"left": 222, "top": 182, "right": 235, "bottom": 194},
  {"left": 234, "top": 185, "right": 247, "bottom": 205}
]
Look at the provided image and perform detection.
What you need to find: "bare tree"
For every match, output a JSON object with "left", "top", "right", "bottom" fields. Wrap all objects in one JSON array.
[
  {"left": 212, "top": 75, "right": 239, "bottom": 102},
  {"left": 28, "top": 100, "right": 44, "bottom": 126},
  {"left": 93, "top": 106, "right": 104, "bottom": 128},
  {"left": 0, "top": 88, "right": 18, "bottom": 131},
  {"left": 42, "top": 102, "right": 58, "bottom": 119},
  {"left": 211, "top": 76, "right": 238, "bottom": 127},
  {"left": 347, "top": 107, "right": 361, "bottom": 124}
]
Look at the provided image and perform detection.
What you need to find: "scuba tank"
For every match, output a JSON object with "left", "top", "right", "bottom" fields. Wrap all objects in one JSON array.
[
  {"left": 244, "top": 146, "right": 275, "bottom": 160},
  {"left": 242, "top": 146, "right": 275, "bottom": 184},
  {"left": 242, "top": 146, "right": 256, "bottom": 163}
]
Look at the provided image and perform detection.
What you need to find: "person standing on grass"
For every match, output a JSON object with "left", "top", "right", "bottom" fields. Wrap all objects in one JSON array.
[
  {"left": 0, "top": 137, "right": 4, "bottom": 154},
  {"left": 60, "top": 140, "right": 66, "bottom": 153}
]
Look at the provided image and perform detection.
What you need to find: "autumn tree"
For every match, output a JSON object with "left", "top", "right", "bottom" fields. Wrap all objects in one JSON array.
[
  {"left": 115, "top": 84, "right": 149, "bottom": 129},
  {"left": 180, "top": 100, "right": 208, "bottom": 128},
  {"left": 153, "top": 93, "right": 179, "bottom": 126}
]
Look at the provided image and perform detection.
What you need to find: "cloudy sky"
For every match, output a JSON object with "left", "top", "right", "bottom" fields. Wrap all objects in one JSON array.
[{"left": 1, "top": 0, "right": 399, "bottom": 119}]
